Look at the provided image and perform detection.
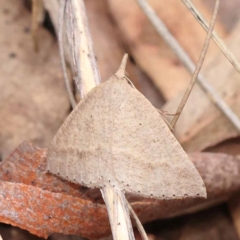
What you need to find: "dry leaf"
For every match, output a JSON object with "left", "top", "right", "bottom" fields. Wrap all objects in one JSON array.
[
  {"left": 107, "top": 0, "right": 225, "bottom": 100},
  {"left": 164, "top": 20, "right": 240, "bottom": 152},
  {"left": 0, "top": 180, "right": 109, "bottom": 239},
  {"left": 0, "top": 0, "right": 69, "bottom": 160}
]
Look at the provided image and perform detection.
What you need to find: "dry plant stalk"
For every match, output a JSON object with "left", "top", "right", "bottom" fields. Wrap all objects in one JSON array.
[
  {"left": 135, "top": 0, "right": 240, "bottom": 132},
  {"left": 58, "top": 0, "right": 76, "bottom": 108},
  {"left": 65, "top": 0, "right": 101, "bottom": 97},
  {"left": 31, "top": 0, "right": 44, "bottom": 52},
  {"left": 171, "top": 0, "right": 219, "bottom": 128},
  {"left": 182, "top": 0, "right": 240, "bottom": 74}
]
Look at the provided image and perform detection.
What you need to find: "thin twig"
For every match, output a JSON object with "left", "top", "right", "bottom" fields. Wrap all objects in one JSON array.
[
  {"left": 128, "top": 202, "right": 148, "bottom": 240},
  {"left": 31, "top": 0, "right": 44, "bottom": 52},
  {"left": 58, "top": 0, "right": 77, "bottom": 108},
  {"left": 171, "top": 0, "right": 219, "bottom": 128},
  {"left": 135, "top": 0, "right": 240, "bottom": 132},
  {"left": 182, "top": 0, "right": 240, "bottom": 74}
]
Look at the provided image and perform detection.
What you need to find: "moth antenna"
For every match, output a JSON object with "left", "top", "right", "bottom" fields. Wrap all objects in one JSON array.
[{"left": 115, "top": 54, "right": 128, "bottom": 78}]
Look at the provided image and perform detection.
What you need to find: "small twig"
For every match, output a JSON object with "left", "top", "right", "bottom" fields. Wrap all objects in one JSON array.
[
  {"left": 135, "top": 0, "right": 240, "bottom": 131},
  {"left": 31, "top": 0, "right": 44, "bottom": 52},
  {"left": 58, "top": 0, "right": 77, "bottom": 108},
  {"left": 171, "top": 0, "right": 219, "bottom": 128},
  {"left": 128, "top": 202, "right": 148, "bottom": 240},
  {"left": 182, "top": 0, "right": 240, "bottom": 74}
]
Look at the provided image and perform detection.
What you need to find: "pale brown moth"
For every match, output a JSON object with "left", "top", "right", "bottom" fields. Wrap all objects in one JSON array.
[
  {"left": 47, "top": 55, "right": 206, "bottom": 240},
  {"left": 45, "top": 0, "right": 223, "bottom": 239}
]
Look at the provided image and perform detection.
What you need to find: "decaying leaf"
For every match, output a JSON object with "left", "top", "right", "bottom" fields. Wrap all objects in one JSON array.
[
  {"left": 1, "top": 142, "right": 240, "bottom": 238},
  {"left": 164, "top": 20, "right": 240, "bottom": 152},
  {"left": 0, "top": 0, "right": 69, "bottom": 160},
  {"left": 107, "top": 0, "right": 226, "bottom": 100}
]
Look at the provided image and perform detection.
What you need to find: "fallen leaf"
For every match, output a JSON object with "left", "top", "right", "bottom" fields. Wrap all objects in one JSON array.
[
  {"left": 0, "top": 180, "right": 109, "bottom": 239},
  {"left": 0, "top": 0, "right": 69, "bottom": 160}
]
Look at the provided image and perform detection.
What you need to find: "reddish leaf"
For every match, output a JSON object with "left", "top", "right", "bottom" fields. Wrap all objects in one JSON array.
[{"left": 0, "top": 180, "right": 109, "bottom": 239}]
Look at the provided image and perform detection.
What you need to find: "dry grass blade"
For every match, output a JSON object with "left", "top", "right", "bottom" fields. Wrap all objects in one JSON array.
[
  {"left": 128, "top": 202, "right": 148, "bottom": 240},
  {"left": 170, "top": 0, "right": 219, "bottom": 129},
  {"left": 182, "top": 0, "right": 240, "bottom": 74},
  {"left": 58, "top": 0, "right": 76, "bottom": 108},
  {"left": 135, "top": 0, "right": 240, "bottom": 132}
]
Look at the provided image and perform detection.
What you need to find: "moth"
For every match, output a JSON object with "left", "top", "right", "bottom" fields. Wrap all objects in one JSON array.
[{"left": 47, "top": 55, "right": 206, "bottom": 240}]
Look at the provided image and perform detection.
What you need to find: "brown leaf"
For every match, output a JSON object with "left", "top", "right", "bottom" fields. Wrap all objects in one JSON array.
[
  {"left": 164, "top": 20, "right": 240, "bottom": 152},
  {"left": 0, "top": 0, "right": 69, "bottom": 160},
  {"left": 1, "top": 142, "right": 240, "bottom": 238},
  {"left": 107, "top": 0, "right": 226, "bottom": 100}
]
